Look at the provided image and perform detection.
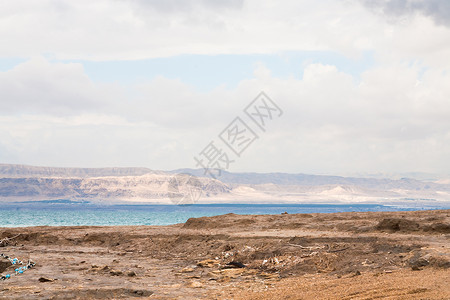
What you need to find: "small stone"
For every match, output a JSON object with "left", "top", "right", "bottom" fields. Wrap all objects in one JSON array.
[
  {"left": 187, "top": 281, "right": 203, "bottom": 288},
  {"left": 38, "top": 277, "right": 54, "bottom": 283},
  {"left": 110, "top": 270, "right": 123, "bottom": 276},
  {"left": 127, "top": 271, "right": 137, "bottom": 277},
  {"left": 197, "top": 259, "right": 219, "bottom": 268},
  {"left": 225, "top": 261, "right": 246, "bottom": 269},
  {"left": 181, "top": 267, "right": 194, "bottom": 273}
]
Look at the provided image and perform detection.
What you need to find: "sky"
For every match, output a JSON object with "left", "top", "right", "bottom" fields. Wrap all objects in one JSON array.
[{"left": 1, "top": 0, "right": 450, "bottom": 176}]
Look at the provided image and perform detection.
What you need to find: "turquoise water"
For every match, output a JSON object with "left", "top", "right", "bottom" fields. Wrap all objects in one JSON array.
[{"left": 0, "top": 203, "right": 448, "bottom": 227}]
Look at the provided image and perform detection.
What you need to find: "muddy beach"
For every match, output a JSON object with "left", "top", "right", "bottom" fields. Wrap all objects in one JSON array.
[{"left": 0, "top": 209, "right": 449, "bottom": 299}]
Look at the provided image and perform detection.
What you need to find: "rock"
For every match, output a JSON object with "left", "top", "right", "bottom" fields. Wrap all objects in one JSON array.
[
  {"left": 187, "top": 281, "right": 203, "bottom": 288},
  {"left": 221, "top": 268, "right": 245, "bottom": 278},
  {"left": 110, "top": 270, "right": 123, "bottom": 276},
  {"left": 224, "top": 261, "right": 246, "bottom": 268},
  {"left": 38, "top": 277, "right": 55, "bottom": 283},
  {"left": 126, "top": 271, "right": 136, "bottom": 277},
  {"left": 197, "top": 259, "right": 220, "bottom": 268},
  {"left": 409, "top": 254, "right": 429, "bottom": 270},
  {"left": 181, "top": 267, "right": 194, "bottom": 273},
  {"left": 123, "top": 289, "right": 153, "bottom": 297}
]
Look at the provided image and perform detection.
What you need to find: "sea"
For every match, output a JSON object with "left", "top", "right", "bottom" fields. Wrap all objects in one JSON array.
[{"left": 0, "top": 200, "right": 449, "bottom": 227}]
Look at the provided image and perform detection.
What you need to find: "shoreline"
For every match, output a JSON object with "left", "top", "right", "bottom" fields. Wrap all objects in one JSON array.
[
  {"left": 0, "top": 209, "right": 449, "bottom": 299},
  {"left": 1, "top": 204, "right": 449, "bottom": 228}
]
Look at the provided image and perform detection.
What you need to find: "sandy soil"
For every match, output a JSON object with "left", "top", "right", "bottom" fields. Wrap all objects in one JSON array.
[{"left": 0, "top": 209, "right": 449, "bottom": 299}]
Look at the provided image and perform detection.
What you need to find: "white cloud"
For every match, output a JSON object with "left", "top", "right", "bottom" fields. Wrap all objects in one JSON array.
[
  {"left": 1, "top": 57, "right": 450, "bottom": 174},
  {"left": 360, "top": 0, "right": 450, "bottom": 27},
  {"left": 1, "top": 1, "right": 450, "bottom": 174},
  {"left": 0, "top": 57, "right": 116, "bottom": 115},
  {"left": 1, "top": 0, "right": 447, "bottom": 65}
]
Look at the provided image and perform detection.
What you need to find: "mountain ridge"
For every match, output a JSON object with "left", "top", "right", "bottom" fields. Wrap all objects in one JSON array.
[
  {"left": 0, "top": 164, "right": 449, "bottom": 205},
  {"left": 0, "top": 164, "right": 158, "bottom": 178}
]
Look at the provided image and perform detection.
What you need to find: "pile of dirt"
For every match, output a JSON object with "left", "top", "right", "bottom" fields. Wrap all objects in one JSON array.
[
  {"left": 423, "top": 223, "right": 450, "bottom": 233},
  {"left": 376, "top": 218, "right": 420, "bottom": 232},
  {"left": 183, "top": 213, "right": 257, "bottom": 229},
  {"left": 0, "top": 258, "right": 10, "bottom": 273}
]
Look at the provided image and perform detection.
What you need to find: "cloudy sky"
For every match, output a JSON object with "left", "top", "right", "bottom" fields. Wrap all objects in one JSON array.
[{"left": 1, "top": 0, "right": 450, "bottom": 175}]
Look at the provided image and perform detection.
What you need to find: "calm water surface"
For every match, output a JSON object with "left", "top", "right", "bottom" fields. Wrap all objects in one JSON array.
[{"left": 0, "top": 202, "right": 448, "bottom": 227}]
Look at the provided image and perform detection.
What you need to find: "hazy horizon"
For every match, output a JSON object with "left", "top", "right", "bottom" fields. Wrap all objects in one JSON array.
[{"left": 1, "top": 162, "right": 449, "bottom": 181}]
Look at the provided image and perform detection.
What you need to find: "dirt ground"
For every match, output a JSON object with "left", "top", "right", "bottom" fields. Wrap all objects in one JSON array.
[{"left": 0, "top": 209, "right": 449, "bottom": 299}]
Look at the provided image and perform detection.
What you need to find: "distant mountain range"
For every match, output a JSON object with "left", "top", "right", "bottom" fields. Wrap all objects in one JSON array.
[
  {"left": 0, "top": 164, "right": 157, "bottom": 177},
  {"left": 172, "top": 168, "right": 442, "bottom": 190},
  {"left": 0, "top": 164, "right": 449, "bottom": 206}
]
